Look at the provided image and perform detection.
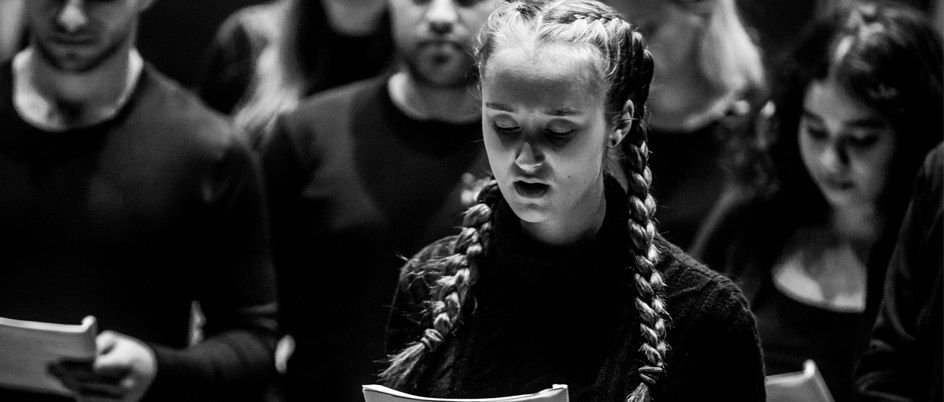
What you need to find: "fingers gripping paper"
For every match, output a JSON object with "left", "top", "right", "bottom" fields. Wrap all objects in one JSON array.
[
  {"left": 363, "top": 384, "right": 569, "bottom": 402},
  {"left": 0, "top": 315, "right": 98, "bottom": 395}
]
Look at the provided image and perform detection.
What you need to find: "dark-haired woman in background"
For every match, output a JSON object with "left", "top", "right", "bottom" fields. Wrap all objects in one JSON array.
[
  {"left": 199, "top": 0, "right": 394, "bottom": 143},
  {"left": 693, "top": 3, "right": 943, "bottom": 401},
  {"left": 381, "top": 1, "right": 765, "bottom": 401}
]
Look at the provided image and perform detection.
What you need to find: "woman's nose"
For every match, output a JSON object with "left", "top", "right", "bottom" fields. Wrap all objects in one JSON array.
[
  {"left": 515, "top": 141, "right": 544, "bottom": 170},
  {"left": 820, "top": 142, "right": 849, "bottom": 173}
]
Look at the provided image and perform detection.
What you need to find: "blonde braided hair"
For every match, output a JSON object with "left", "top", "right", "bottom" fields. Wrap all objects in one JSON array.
[
  {"left": 380, "top": 181, "right": 500, "bottom": 390},
  {"left": 383, "top": 2, "right": 669, "bottom": 399}
]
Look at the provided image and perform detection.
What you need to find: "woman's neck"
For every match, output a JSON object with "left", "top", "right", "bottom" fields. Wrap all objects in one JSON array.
[
  {"left": 520, "top": 176, "right": 607, "bottom": 246},
  {"left": 387, "top": 71, "right": 480, "bottom": 124},
  {"left": 828, "top": 204, "right": 886, "bottom": 262}
]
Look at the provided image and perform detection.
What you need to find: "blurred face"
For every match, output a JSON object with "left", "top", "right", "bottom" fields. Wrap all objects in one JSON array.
[
  {"left": 390, "top": 0, "right": 498, "bottom": 88},
  {"left": 609, "top": 0, "right": 707, "bottom": 74},
  {"left": 25, "top": 0, "right": 151, "bottom": 72},
  {"left": 482, "top": 43, "right": 613, "bottom": 228},
  {"left": 799, "top": 78, "right": 897, "bottom": 210}
]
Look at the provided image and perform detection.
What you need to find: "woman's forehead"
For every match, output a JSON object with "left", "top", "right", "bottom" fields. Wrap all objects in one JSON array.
[
  {"left": 484, "top": 42, "right": 601, "bottom": 86},
  {"left": 482, "top": 43, "right": 604, "bottom": 109}
]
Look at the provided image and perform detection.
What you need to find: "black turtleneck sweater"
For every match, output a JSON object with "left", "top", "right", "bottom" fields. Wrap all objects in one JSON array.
[{"left": 384, "top": 176, "right": 766, "bottom": 402}]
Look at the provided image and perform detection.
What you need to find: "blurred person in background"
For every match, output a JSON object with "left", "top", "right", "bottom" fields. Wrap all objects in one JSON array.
[
  {"left": 0, "top": 0, "right": 279, "bottom": 401},
  {"left": 135, "top": 0, "right": 265, "bottom": 88},
  {"left": 259, "top": 0, "right": 498, "bottom": 400},
  {"left": 199, "top": 0, "right": 394, "bottom": 146},
  {"left": 693, "top": 3, "right": 943, "bottom": 401},
  {"left": 609, "top": 0, "right": 766, "bottom": 250}
]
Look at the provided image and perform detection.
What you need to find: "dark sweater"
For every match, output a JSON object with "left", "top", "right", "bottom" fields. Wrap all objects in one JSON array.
[
  {"left": 0, "top": 63, "right": 278, "bottom": 401},
  {"left": 856, "top": 144, "right": 944, "bottom": 402},
  {"left": 385, "top": 176, "right": 766, "bottom": 402},
  {"left": 261, "top": 75, "right": 489, "bottom": 402}
]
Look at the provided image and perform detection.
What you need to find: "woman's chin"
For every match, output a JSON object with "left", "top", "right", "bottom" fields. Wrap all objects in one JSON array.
[{"left": 507, "top": 200, "right": 551, "bottom": 223}]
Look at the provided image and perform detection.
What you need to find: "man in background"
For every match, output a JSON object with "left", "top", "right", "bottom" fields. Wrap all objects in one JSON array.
[
  {"left": 260, "top": 0, "right": 498, "bottom": 400},
  {"left": 0, "top": 1, "right": 278, "bottom": 401}
]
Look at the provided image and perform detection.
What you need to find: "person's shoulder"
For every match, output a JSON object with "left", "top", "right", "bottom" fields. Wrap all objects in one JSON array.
[
  {"left": 401, "top": 236, "right": 458, "bottom": 276},
  {"left": 268, "top": 75, "right": 388, "bottom": 158},
  {"left": 293, "top": 75, "right": 389, "bottom": 118},
  {"left": 136, "top": 66, "right": 249, "bottom": 154},
  {"left": 656, "top": 237, "right": 753, "bottom": 326},
  {"left": 397, "top": 236, "right": 459, "bottom": 296}
]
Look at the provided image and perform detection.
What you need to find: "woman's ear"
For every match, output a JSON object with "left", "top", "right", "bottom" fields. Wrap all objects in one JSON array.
[{"left": 610, "top": 99, "right": 634, "bottom": 147}]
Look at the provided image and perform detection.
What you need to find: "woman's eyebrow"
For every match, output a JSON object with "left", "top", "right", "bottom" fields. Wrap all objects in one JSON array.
[
  {"left": 803, "top": 109, "right": 886, "bottom": 129},
  {"left": 485, "top": 102, "right": 514, "bottom": 112},
  {"left": 485, "top": 103, "right": 583, "bottom": 117},
  {"left": 844, "top": 118, "right": 887, "bottom": 130},
  {"left": 801, "top": 109, "right": 824, "bottom": 123},
  {"left": 544, "top": 107, "right": 583, "bottom": 117}
]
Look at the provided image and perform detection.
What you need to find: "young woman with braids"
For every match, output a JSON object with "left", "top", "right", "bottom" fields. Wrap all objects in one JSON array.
[
  {"left": 692, "top": 3, "right": 943, "bottom": 402},
  {"left": 381, "top": 1, "right": 765, "bottom": 400}
]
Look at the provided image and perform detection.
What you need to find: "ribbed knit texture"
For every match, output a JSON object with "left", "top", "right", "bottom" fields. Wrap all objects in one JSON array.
[{"left": 385, "top": 177, "right": 767, "bottom": 402}]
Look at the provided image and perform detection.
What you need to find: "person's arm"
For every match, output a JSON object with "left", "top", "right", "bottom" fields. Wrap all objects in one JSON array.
[
  {"left": 855, "top": 146, "right": 944, "bottom": 402},
  {"left": 146, "top": 136, "right": 279, "bottom": 401},
  {"left": 259, "top": 113, "right": 315, "bottom": 340}
]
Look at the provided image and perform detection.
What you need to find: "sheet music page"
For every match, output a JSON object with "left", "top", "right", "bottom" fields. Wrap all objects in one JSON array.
[{"left": 0, "top": 315, "right": 98, "bottom": 395}]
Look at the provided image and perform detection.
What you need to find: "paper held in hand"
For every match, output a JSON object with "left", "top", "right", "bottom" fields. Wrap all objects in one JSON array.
[
  {"left": 765, "top": 359, "right": 835, "bottom": 402},
  {"left": 363, "top": 384, "right": 569, "bottom": 402},
  {"left": 0, "top": 315, "right": 98, "bottom": 396}
]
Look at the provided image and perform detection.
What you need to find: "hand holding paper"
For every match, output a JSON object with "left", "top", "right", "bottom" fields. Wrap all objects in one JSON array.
[{"left": 49, "top": 331, "right": 157, "bottom": 402}]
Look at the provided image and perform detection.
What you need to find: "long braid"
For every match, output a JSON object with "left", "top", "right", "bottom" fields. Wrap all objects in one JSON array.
[
  {"left": 618, "top": 31, "right": 669, "bottom": 402},
  {"left": 380, "top": 181, "right": 500, "bottom": 390}
]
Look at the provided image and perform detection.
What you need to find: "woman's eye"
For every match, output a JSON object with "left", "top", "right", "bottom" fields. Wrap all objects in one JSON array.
[
  {"left": 844, "top": 131, "right": 881, "bottom": 150},
  {"left": 803, "top": 124, "right": 828, "bottom": 140},
  {"left": 545, "top": 129, "right": 575, "bottom": 144},
  {"left": 493, "top": 123, "right": 519, "bottom": 136},
  {"left": 848, "top": 136, "right": 878, "bottom": 148}
]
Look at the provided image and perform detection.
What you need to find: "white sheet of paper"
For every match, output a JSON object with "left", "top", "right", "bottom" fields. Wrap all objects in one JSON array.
[
  {"left": 0, "top": 315, "right": 97, "bottom": 395},
  {"left": 766, "top": 359, "right": 835, "bottom": 402},
  {"left": 363, "top": 384, "right": 569, "bottom": 402}
]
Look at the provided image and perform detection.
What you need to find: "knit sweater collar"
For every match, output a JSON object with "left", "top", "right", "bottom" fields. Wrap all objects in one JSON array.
[{"left": 487, "top": 174, "right": 633, "bottom": 294}]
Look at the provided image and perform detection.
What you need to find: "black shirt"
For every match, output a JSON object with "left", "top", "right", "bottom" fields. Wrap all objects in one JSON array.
[{"left": 0, "top": 62, "right": 278, "bottom": 402}]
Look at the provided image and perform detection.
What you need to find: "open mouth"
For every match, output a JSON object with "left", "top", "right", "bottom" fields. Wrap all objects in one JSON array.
[{"left": 514, "top": 181, "right": 549, "bottom": 198}]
